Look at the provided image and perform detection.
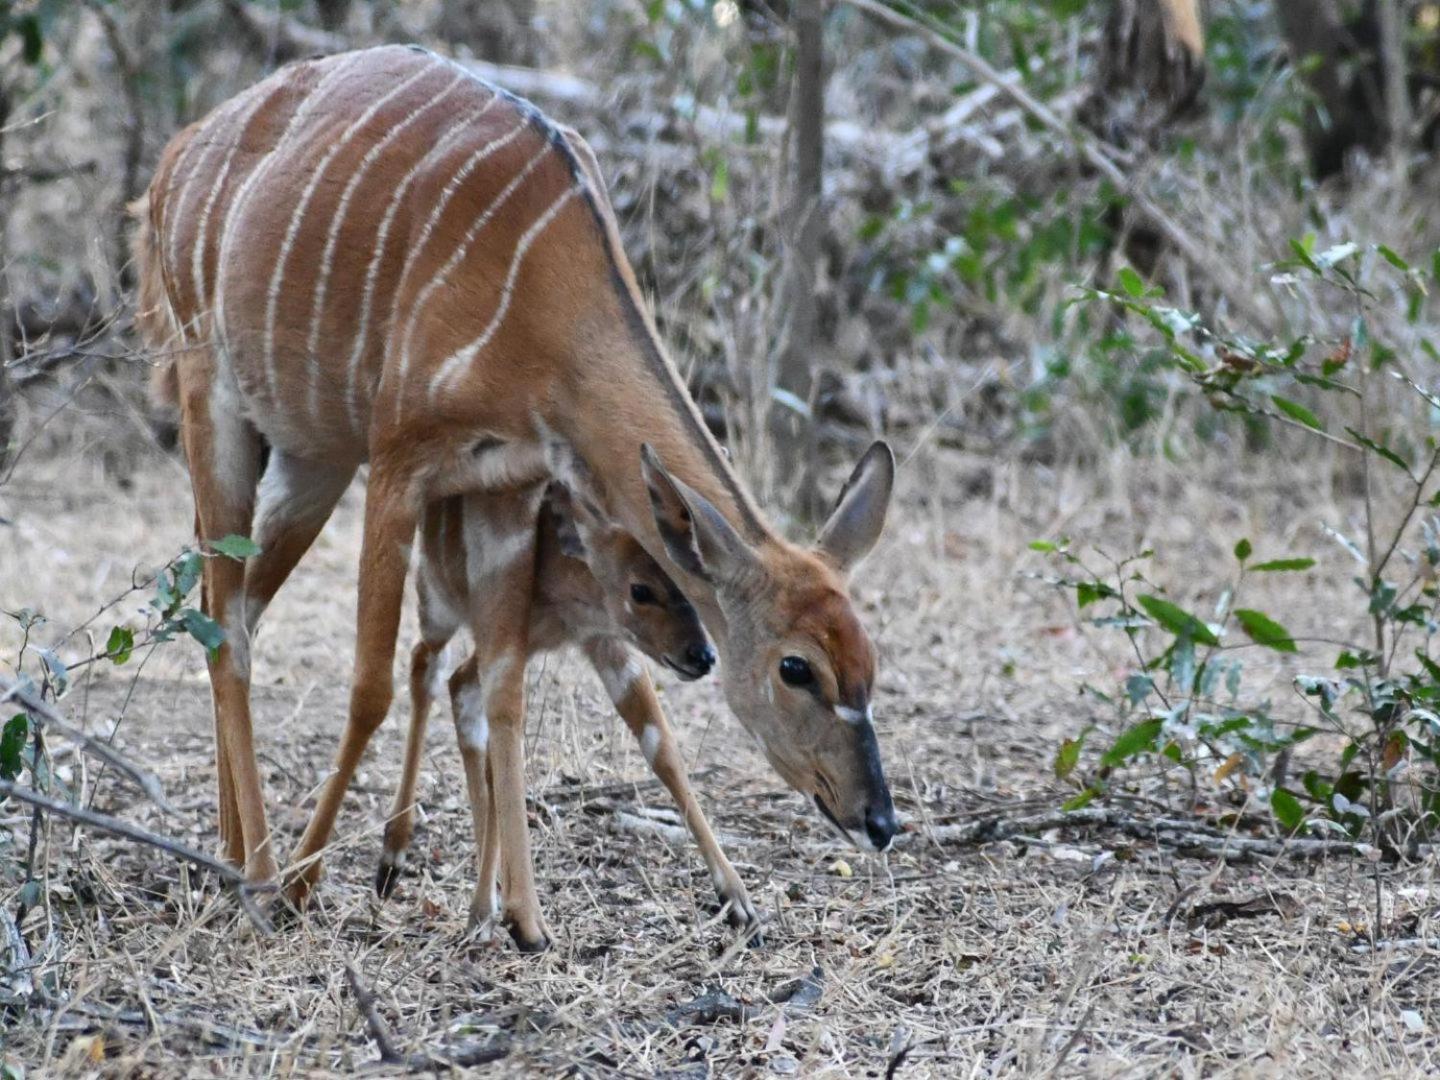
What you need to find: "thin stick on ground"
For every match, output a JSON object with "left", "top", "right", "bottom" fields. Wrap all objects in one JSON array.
[
  {"left": 0, "top": 676, "right": 175, "bottom": 813},
  {"left": 0, "top": 780, "right": 272, "bottom": 932},
  {"left": 921, "top": 804, "right": 1390, "bottom": 862},
  {"left": 344, "top": 962, "right": 509, "bottom": 1069}
]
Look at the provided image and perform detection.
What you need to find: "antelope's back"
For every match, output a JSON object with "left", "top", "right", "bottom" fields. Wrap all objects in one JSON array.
[{"left": 146, "top": 45, "right": 593, "bottom": 458}]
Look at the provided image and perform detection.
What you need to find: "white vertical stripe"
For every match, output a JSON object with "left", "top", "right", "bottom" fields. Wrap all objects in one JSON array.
[
  {"left": 305, "top": 70, "right": 467, "bottom": 423},
  {"left": 380, "top": 119, "right": 531, "bottom": 417},
  {"left": 212, "top": 54, "right": 359, "bottom": 372},
  {"left": 263, "top": 65, "right": 433, "bottom": 409},
  {"left": 164, "top": 92, "right": 247, "bottom": 306},
  {"left": 342, "top": 96, "right": 506, "bottom": 435},
  {"left": 428, "top": 182, "right": 581, "bottom": 400},
  {"left": 190, "top": 88, "right": 273, "bottom": 323},
  {"left": 396, "top": 143, "right": 554, "bottom": 414}
]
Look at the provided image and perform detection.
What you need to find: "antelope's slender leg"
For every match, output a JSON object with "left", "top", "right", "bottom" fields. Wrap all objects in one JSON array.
[
  {"left": 176, "top": 354, "right": 275, "bottom": 883},
  {"left": 584, "top": 638, "right": 756, "bottom": 929},
  {"left": 376, "top": 551, "right": 461, "bottom": 897},
  {"left": 241, "top": 450, "right": 356, "bottom": 632},
  {"left": 447, "top": 512, "right": 547, "bottom": 950},
  {"left": 445, "top": 656, "right": 506, "bottom": 935},
  {"left": 285, "top": 463, "right": 417, "bottom": 907}
]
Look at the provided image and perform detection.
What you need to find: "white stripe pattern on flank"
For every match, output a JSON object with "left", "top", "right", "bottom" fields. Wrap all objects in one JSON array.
[
  {"left": 190, "top": 88, "right": 274, "bottom": 327},
  {"left": 213, "top": 54, "right": 359, "bottom": 370},
  {"left": 341, "top": 94, "right": 501, "bottom": 436},
  {"left": 164, "top": 94, "right": 242, "bottom": 305},
  {"left": 305, "top": 70, "right": 467, "bottom": 423},
  {"left": 263, "top": 64, "right": 433, "bottom": 408},
  {"left": 382, "top": 117, "right": 531, "bottom": 416},
  {"left": 428, "top": 182, "right": 581, "bottom": 400}
]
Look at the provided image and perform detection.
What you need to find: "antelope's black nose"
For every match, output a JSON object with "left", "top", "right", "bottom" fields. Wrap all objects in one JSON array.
[
  {"left": 865, "top": 803, "right": 899, "bottom": 853},
  {"left": 685, "top": 642, "right": 716, "bottom": 675}
]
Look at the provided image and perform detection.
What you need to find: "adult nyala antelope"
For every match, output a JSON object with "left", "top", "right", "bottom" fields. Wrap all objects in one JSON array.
[
  {"left": 379, "top": 478, "right": 755, "bottom": 936},
  {"left": 134, "top": 44, "right": 897, "bottom": 949}
]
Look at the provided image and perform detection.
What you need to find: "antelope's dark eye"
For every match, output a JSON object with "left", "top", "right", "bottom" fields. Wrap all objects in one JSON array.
[
  {"left": 630, "top": 583, "right": 657, "bottom": 605},
  {"left": 779, "top": 655, "right": 815, "bottom": 688}
]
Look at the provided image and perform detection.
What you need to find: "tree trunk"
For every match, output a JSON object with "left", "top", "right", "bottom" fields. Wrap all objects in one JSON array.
[
  {"left": 314, "top": 0, "right": 352, "bottom": 32},
  {"left": 1084, "top": 0, "right": 1207, "bottom": 145},
  {"left": 1275, "top": 0, "right": 1385, "bottom": 179},
  {"left": 0, "top": 82, "right": 15, "bottom": 476},
  {"left": 1377, "top": 0, "right": 1413, "bottom": 171},
  {"left": 772, "top": 0, "right": 826, "bottom": 517}
]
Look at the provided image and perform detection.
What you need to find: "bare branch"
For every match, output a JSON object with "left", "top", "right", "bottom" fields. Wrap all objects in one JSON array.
[
  {"left": 0, "top": 676, "right": 175, "bottom": 813},
  {"left": 0, "top": 780, "right": 273, "bottom": 932}
]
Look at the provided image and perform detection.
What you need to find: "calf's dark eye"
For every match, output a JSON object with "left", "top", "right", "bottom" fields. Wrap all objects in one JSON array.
[
  {"left": 630, "top": 583, "right": 657, "bottom": 605},
  {"left": 779, "top": 655, "right": 815, "bottom": 687}
]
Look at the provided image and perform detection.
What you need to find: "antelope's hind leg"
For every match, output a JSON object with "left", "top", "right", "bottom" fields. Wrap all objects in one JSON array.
[
  {"left": 174, "top": 352, "right": 276, "bottom": 883},
  {"left": 585, "top": 639, "right": 758, "bottom": 933},
  {"left": 377, "top": 535, "right": 462, "bottom": 898}
]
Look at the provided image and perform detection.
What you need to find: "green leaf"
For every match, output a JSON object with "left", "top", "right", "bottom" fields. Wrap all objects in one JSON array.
[
  {"left": 209, "top": 535, "right": 262, "bottom": 560},
  {"left": 0, "top": 714, "right": 28, "bottom": 782},
  {"left": 105, "top": 625, "right": 134, "bottom": 666},
  {"left": 709, "top": 156, "right": 729, "bottom": 202},
  {"left": 1377, "top": 244, "right": 1410, "bottom": 271},
  {"left": 1271, "top": 395, "right": 1325, "bottom": 431},
  {"left": 1062, "top": 788, "right": 1098, "bottom": 811},
  {"left": 1029, "top": 540, "right": 1057, "bottom": 552},
  {"left": 1343, "top": 427, "right": 1411, "bottom": 473},
  {"left": 1118, "top": 266, "right": 1144, "bottom": 298},
  {"left": 1235, "top": 609, "right": 1298, "bottom": 653},
  {"left": 1076, "top": 581, "right": 1114, "bottom": 608},
  {"left": 17, "top": 13, "right": 42, "bottom": 64},
  {"left": 38, "top": 648, "right": 68, "bottom": 696},
  {"left": 1251, "top": 557, "right": 1315, "bottom": 572},
  {"left": 1101, "top": 719, "right": 1164, "bottom": 767},
  {"left": 1234, "top": 538, "right": 1252, "bottom": 562},
  {"left": 1124, "top": 673, "right": 1154, "bottom": 705},
  {"left": 1271, "top": 787, "right": 1305, "bottom": 831},
  {"left": 1136, "top": 594, "right": 1219, "bottom": 646},
  {"left": 179, "top": 609, "right": 226, "bottom": 654},
  {"left": 1054, "top": 734, "right": 1084, "bottom": 780}
]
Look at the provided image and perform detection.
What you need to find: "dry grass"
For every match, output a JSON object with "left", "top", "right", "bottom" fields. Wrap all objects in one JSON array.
[{"left": 2, "top": 434, "right": 1439, "bottom": 1077}]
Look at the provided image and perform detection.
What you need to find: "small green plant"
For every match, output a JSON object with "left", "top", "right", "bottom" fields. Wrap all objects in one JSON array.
[{"left": 1042, "top": 241, "right": 1440, "bottom": 851}]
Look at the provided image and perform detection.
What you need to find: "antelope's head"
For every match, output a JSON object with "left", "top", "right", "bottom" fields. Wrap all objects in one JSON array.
[
  {"left": 642, "top": 442, "right": 899, "bottom": 852},
  {"left": 544, "top": 482, "right": 715, "bottom": 680}
]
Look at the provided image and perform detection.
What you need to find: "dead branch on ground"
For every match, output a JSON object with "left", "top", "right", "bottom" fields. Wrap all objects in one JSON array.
[
  {"left": 344, "top": 961, "right": 509, "bottom": 1069},
  {"left": 921, "top": 804, "right": 1390, "bottom": 863},
  {"left": 1, "top": 676, "right": 173, "bottom": 812},
  {"left": 0, "top": 780, "right": 273, "bottom": 931}
]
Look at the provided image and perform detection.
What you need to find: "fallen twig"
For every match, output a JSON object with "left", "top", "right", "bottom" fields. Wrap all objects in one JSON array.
[
  {"left": 344, "top": 962, "right": 509, "bottom": 1069},
  {"left": 0, "top": 907, "right": 34, "bottom": 1005},
  {"left": 0, "top": 676, "right": 175, "bottom": 813},
  {"left": 920, "top": 805, "right": 1384, "bottom": 863},
  {"left": 0, "top": 780, "right": 272, "bottom": 932}
]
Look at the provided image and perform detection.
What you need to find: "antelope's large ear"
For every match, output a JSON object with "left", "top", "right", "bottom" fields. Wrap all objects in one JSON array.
[
  {"left": 816, "top": 441, "right": 894, "bottom": 574},
  {"left": 544, "top": 482, "right": 588, "bottom": 560},
  {"left": 640, "top": 444, "right": 758, "bottom": 585}
]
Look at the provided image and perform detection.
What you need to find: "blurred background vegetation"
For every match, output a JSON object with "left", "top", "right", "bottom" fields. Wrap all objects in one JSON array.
[{"left": 1, "top": 0, "right": 1436, "bottom": 493}]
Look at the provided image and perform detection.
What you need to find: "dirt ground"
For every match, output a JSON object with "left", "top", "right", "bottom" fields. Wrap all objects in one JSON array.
[{"left": 3, "top": 433, "right": 1440, "bottom": 1077}]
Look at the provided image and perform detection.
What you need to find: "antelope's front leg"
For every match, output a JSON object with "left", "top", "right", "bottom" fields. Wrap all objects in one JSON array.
[
  {"left": 285, "top": 464, "right": 418, "bottom": 908},
  {"left": 584, "top": 639, "right": 757, "bottom": 932},
  {"left": 446, "top": 657, "right": 502, "bottom": 932},
  {"left": 459, "top": 535, "right": 549, "bottom": 951}
]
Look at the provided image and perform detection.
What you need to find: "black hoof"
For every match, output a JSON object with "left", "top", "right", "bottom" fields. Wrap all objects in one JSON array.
[
  {"left": 375, "top": 856, "right": 401, "bottom": 900},
  {"left": 507, "top": 923, "right": 552, "bottom": 954}
]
